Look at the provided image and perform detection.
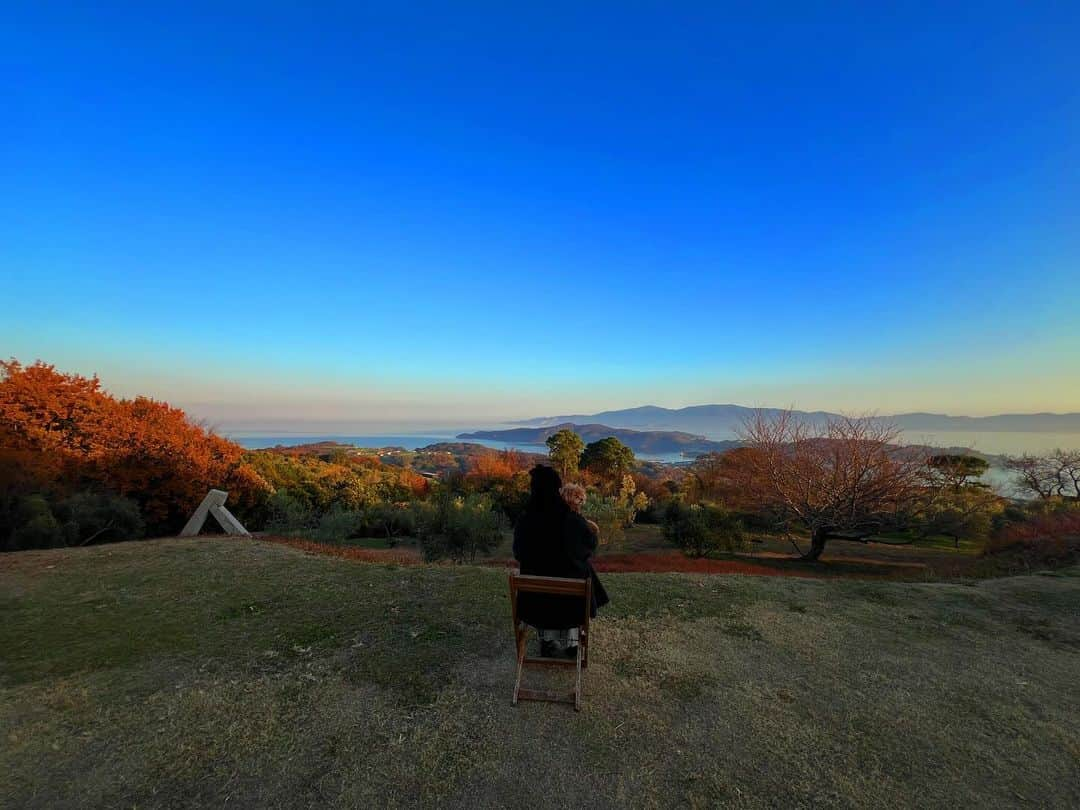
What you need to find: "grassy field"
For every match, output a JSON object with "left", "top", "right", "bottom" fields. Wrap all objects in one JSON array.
[
  {"left": 2, "top": 538, "right": 1079, "bottom": 809},
  {"left": 281, "top": 522, "right": 985, "bottom": 580}
]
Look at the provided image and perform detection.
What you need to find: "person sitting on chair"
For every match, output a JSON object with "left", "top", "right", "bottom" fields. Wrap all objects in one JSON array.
[{"left": 513, "top": 465, "right": 609, "bottom": 658}]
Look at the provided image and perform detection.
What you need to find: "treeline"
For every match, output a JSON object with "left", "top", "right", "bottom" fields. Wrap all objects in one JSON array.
[
  {"left": 1, "top": 360, "right": 264, "bottom": 550},
  {"left": 0, "top": 361, "right": 428, "bottom": 551},
  {"left": 670, "top": 412, "right": 1080, "bottom": 565},
  {"left": 4, "top": 361, "right": 1077, "bottom": 570},
  {"left": 0, "top": 361, "right": 645, "bottom": 557}
]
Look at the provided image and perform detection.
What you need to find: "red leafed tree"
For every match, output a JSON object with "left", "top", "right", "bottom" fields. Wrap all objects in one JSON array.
[
  {"left": 0, "top": 360, "right": 269, "bottom": 532},
  {"left": 397, "top": 468, "right": 431, "bottom": 497},
  {"left": 467, "top": 449, "right": 528, "bottom": 482}
]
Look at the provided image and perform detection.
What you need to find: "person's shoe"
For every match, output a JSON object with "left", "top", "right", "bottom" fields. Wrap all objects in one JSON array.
[
  {"left": 564, "top": 644, "right": 578, "bottom": 659},
  {"left": 540, "top": 640, "right": 558, "bottom": 658}
]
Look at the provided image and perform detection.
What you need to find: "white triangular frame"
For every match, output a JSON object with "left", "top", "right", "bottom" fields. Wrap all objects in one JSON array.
[{"left": 180, "top": 489, "right": 250, "bottom": 537}]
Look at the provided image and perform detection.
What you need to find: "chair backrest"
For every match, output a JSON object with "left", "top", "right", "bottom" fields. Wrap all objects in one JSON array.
[{"left": 509, "top": 573, "right": 592, "bottom": 632}]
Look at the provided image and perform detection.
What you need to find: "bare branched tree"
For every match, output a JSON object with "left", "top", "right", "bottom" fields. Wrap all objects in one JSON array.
[
  {"left": 1049, "top": 449, "right": 1080, "bottom": 499},
  {"left": 738, "top": 410, "right": 928, "bottom": 560},
  {"left": 1004, "top": 451, "right": 1080, "bottom": 500}
]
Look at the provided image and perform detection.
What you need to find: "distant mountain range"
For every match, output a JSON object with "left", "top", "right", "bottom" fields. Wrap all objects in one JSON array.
[
  {"left": 509, "top": 405, "right": 1080, "bottom": 435},
  {"left": 457, "top": 423, "right": 741, "bottom": 456}
]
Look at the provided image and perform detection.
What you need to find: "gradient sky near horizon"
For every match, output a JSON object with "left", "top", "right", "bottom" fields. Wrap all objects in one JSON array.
[{"left": 4, "top": 3, "right": 1079, "bottom": 430}]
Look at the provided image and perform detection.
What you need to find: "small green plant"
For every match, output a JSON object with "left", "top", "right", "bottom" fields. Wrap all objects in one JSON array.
[
  {"left": 663, "top": 502, "right": 746, "bottom": 557},
  {"left": 10, "top": 495, "right": 64, "bottom": 550},
  {"left": 416, "top": 494, "right": 504, "bottom": 563},
  {"left": 582, "top": 494, "right": 635, "bottom": 546},
  {"left": 55, "top": 491, "right": 145, "bottom": 546},
  {"left": 358, "top": 502, "right": 416, "bottom": 544},
  {"left": 265, "top": 489, "right": 315, "bottom": 533},
  {"left": 313, "top": 508, "right": 363, "bottom": 542}
]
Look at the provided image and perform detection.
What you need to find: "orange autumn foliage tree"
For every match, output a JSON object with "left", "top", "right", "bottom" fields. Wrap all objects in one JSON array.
[
  {"left": 465, "top": 449, "right": 531, "bottom": 494},
  {"left": 467, "top": 450, "right": 524, "bottom": 481},
  {"left": 0, "top": 360, "right": 270, "bottom": 533},
  {"left": 459, "top": 449, "right": 530, "bottom": 520},
  {"left": 398, "top": 468, "right": 431, "bottom": 497}
]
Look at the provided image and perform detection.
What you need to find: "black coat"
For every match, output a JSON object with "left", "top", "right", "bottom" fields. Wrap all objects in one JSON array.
[{"left": 513, "top": 507, "right": 610, "bottom": 629}]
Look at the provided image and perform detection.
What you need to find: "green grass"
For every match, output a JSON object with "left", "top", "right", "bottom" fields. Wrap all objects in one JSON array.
[
  {"left": 872, "top": 529, "right": 982, "bottom": 554},
  {"left": 2, "top": 538, "right": 1079, "bottom": 808}
]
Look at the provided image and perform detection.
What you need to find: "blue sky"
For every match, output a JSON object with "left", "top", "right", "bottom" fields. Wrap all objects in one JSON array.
[{"left": 4, "top": 3, "right": 1079, "bottom": 428}]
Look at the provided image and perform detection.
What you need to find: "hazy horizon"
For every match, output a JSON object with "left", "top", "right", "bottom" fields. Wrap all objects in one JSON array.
[
  {"left": 217, "top": 425, "right": 1080, "bottom": 461},
  {"left": 5, "top": 360, "right": 1080, "bottom": 434},
  {"left": 196, "top": 404, "right": 1080, "bottom": 438}
]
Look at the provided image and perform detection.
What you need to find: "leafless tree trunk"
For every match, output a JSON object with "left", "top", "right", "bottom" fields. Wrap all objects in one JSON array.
[
  {"left": 1004, "top": 454, "right": 1065, "bottom": 499},
  {"left": 1049, "top": 449, "right": 1080, "bottom": 499}
]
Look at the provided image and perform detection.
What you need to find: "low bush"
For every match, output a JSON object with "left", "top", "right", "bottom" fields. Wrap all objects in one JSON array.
[
  {"left": 416, "top": 495, "right": 504, "bottom": 563},
  {"left": 9, "top": 495, "right": 65, "bottom": 550},
  {"left": 2, "top": 490, "right": 145, "bottom": 550},
  {"left": 663, "top": 502, "right": 747, "bottom": 557},
  {"left": 917, "top": 487, "right": 1002, "bottom": 548},
  {"left": 54, "top": 491, "right": 145, "bottom": 546},
  {"left": 265, "top": 489, "right": 315, "bottom": 533},
  {"left": 633, "top": 499, "right": 666, "bottom": 524},
  {"left": 983, "top": 508, "right": 1080, "bottom": 570},
  {"left": 355, "top": 502, "right": 416, "bottom": 544},
  {"left": 269, "top": 501, "right": 419, "bottom": 545},
  {"left": 312, "top": 508, "right": 364, "bottom": 542},
  {"left": 264, "top": 491, "right": 424, "bottom": 544},
  {"left": 991, "top": 502, "right": 1030, "bottom": 534},
  {"left": 582, "top": 494, "right": 636, "bottom": 546}
]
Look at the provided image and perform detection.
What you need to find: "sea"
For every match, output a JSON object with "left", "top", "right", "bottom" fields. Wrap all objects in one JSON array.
[
  {"left": 229, "top": 431, "right": 703, "bottom": 464},
  {"left": 227, "top": 428, "right": 1080, "bottom": 497},
  {"left": 231, "top": 433, "right": 597, "bottom": 456}
]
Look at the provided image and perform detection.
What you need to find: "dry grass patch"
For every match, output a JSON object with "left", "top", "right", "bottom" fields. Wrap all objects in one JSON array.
[{"left": 2, "top": 539, "right": 1079, "bottom": 808}]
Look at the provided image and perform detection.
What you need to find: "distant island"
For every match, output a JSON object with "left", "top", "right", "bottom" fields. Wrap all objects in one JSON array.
[
  {"left": 458, "top": 423, "right": 741, "bottom": 455},
  {"left": 458, "top": 423, "right": 1007, "bottom": 464},
  {"left": 511, "top": 405, "right": 1080, "bottom": 435}
]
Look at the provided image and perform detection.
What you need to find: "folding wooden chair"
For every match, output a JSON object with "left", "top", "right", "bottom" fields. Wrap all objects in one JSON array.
[{"left": 509, "top": 572, "right": 592, "bottom": 711}]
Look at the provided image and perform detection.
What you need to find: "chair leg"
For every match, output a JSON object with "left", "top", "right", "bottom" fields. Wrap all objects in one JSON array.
[
  {"left": 573, "top": 641, "right": 583, "bottom": 711},
  {"left": 512, "top": 627, "right": 527, "bottom": 705}
]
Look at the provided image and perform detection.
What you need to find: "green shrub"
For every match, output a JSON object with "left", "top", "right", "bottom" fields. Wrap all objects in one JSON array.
[
  {"left": 663, "top": 502, "right": 746, "bottom": 557},
  {"left": 582, "top": 494, "right": 636, "bottom": 546},
  {"left": 308, "top": 503, "right": 419, "bottom": 545},
  {"left": 265, "top": 489, "right": 315, "bottom": 533},
  {"left": 10, "top": 495, "right": 64, "bottom": 550},
  {"left": 416, "top": 495, "right": 504, "bottom": 563},
  {"left": 312, "top": 508, "right": 364, "bottom": 542},
  {"left": 54, "top": 491, "right": 145, "bottom": 546},
  {"left": 634, "top": 496, "right": 670, "bottom": 524},
  {"left": 916, "top": 487, "right": 1001, "bottom": 548},
  {"left": 489, "top": 477, "right": 531, "bottom": 525},
  {"left": 359, "top": 502, "right": 417, "bottom": 544}
]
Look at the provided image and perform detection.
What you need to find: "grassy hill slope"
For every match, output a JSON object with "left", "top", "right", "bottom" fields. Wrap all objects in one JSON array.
[{"left": 2, "top": 539, "right": 1079, "bottom": 809}]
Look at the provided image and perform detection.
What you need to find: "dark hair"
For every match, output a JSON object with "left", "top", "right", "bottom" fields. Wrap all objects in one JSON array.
[{"left": 527, "top": 465, "right": 566, "bottom": 514}]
